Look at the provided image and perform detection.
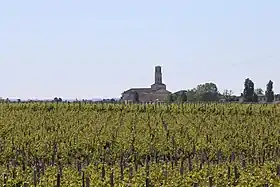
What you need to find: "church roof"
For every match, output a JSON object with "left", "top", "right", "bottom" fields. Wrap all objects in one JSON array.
[
  {"left": 123, "top": 87, "right": 171, "bottom": 94},
  {"left": 123, "top": 88, "right": 153, "bottom": 94}
]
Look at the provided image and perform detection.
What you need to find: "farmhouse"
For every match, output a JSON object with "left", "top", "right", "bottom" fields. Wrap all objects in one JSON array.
[
  {"left": 238, "top": 94, "right": 280, "bottom": 103},
  {"left": 121, "top": 66, "right": 171, "bottom": 103}
]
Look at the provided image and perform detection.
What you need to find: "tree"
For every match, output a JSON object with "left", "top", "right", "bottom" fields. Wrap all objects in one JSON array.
[
  {"left": 174, "top": 90, "right": 196, "bottom": 102},
  {"left": 265, "top": 80, "right": 274, "bottom": 102},
  {"left": 223, "top": 89, "right": 234, "bottom": 101},
  {"left": 180, "top": 91, "right": 188, "bottom": 102},
  {"left": 243, "top": 78, "right": 255, "bottom": 102},
  {"left": 166, "top": 94, "right": 175, "bottom": 103},
  {"left": 185, "top": 89, "right": 197, "bottom": 102},
  {"left": 176, "top": 91, "right": 187, "bottom": 103},
  {"left": 253, "top": 92, "right": 258, "bottom": 102},
  {"left": 195, "top": 82, "right": 219, "bottom": 101},
  {"left": 54, "top": 97, "right": 63, "bottom": 102}
]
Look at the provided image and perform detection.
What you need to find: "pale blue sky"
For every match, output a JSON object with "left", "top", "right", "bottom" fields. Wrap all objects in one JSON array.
[{"left": 1, "top": 0, "right": 280, "bottom": 100}]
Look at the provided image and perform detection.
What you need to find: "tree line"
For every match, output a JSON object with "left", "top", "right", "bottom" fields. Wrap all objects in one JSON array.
[{"left": 167, "top": 79, "right": 276, "bottom": 103}]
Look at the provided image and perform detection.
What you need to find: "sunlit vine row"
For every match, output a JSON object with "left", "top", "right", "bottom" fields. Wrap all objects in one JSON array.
[{"left": 0, "top": 102, "right": 280, "bottom": 186}]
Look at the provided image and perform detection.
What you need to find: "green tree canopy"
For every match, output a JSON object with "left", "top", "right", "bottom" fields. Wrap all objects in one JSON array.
[
  {"left": 222, "top": 89, "right": 234, "bottom": 101},
  {"left": 166, "top": 93, "right": 176, "bottom": 103},
  {"left": 176, "top": 91, "right": 187, "bottom": 103},
  {"left": 243, "top": 78, "right": 255, "bottom": 102},
  {"left": 195, "top": 82, "right": 219, "bottom": 101},
  {"left": 265, "top": 80, "right": 274, "bottom": 102}
]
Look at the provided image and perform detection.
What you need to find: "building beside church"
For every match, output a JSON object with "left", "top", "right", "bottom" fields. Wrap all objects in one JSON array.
[{"left": 121, "top": 66, "right": 171, "bottom": 103}]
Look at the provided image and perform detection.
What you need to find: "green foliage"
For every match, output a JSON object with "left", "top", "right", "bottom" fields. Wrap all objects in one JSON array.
[
  {"left": 54, "top": 97, "right": 63, "bottom": 102},
  {"left": 173, "top": 90, "right": 188, "bottom": 103},
  {"left": 222, "top": 89, "right": 233, "bottom": 101},
  {"left": 195, "top": 82, "right": 219, "bottom": 101},
  {"left": 166, "top": 93, "right": 176, "bottom": 103},
  {"left": 265, "top": 80, "right": 274, "bottom": 102},
  {"left": 179, "top": 91, "right": 188, "bottom": 102},
  {"left": 172, "top": 82, "right": 219, "bottom": 103},
  {"left": 253, "top": 92, "right": 259, "bottom": 102},
  {"left": 243, "top": 78, "right": 255, "bottom": 102},
  {"left": 0, "top": 103, "right": 279, "bottom": 186},
  {"left": 185, "top": 88, "right": 197, "bottom": 101}
]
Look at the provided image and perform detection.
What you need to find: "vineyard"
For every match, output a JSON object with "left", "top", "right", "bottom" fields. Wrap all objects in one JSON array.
[{"left": 1, "top": 102, "right": 280, "bottom": 186}]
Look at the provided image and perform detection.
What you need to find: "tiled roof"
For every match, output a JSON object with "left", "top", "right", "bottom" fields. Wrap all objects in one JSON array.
[{"left": 123, "top": 88, "right": 153, "bottom": 94}]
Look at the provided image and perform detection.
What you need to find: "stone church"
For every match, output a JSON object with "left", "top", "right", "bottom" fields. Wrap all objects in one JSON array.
[{"left": 121, "top": 66, "right": 171, "bottom": 102}]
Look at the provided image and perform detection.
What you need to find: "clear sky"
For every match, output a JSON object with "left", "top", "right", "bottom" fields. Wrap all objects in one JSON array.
[{"left": 1, "top": 0, "right": 280, "bottom": 100}]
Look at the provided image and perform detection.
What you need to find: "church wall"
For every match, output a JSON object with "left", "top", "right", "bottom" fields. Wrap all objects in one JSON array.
[
  {"left": 121, "top": 93, "right": 132, "bottom": 101},
  {"left": 152, "top": 94, "right": 169, "bottom": 102},
  {"left": 138, "top": 92, "right": 153, "bottom": 102}
]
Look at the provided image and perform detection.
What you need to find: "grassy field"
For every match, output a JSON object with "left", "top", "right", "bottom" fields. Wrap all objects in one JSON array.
[{"left": 0, "top": 102, "right": 280, "bottom": 186}]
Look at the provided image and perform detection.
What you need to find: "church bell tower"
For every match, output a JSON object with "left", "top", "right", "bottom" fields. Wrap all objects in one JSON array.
[
  {"left": 155, "top": 66, "right": 162, "bottom": 84},
  {"left": 151, "top": 66, "right": 166, "bottom": 90}
]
